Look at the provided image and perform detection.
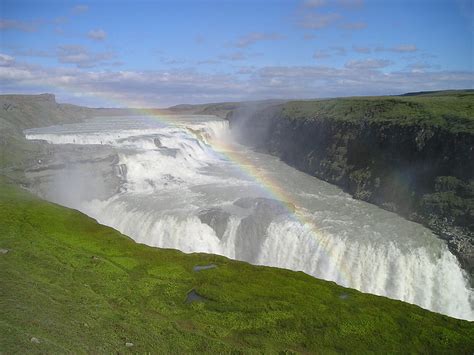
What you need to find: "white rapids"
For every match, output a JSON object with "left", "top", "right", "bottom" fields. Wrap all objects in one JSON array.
[{"left": 24, "top": 115, "right": 474, "bottom": 320}]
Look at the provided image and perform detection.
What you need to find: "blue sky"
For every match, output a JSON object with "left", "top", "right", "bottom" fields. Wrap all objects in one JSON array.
[{"left": 0, "top": 0, "right": 472, "bottom": 107}]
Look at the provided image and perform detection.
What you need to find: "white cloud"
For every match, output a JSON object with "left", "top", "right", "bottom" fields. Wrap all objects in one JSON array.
[
  {"left": 0, "top": 53, "right": 15, "bottom": 66},
  {"left": 345, "top": 59, "right": 392, "bottom": 69},
  {"left": 159, "top": 56, "right": 186, "bottom": 65},
  {"left": 195, "top": 34, "right": 206, "bottom": 44},
  {"left": 236, "top": 66, "right": 256, "bottom": 75},
  {"left": 392, "top": 44, "right": 417, "bottom": 52},
  {"left": 1, "top": 60, "right": 472, "bottom": 107},
  {"left": 54, "top": 16, "right": 68, "bottom": 25},
  {"left": 298, "top": 12, "right": 341, "bottom": 29},
  {"left": 341, "top": 22, "right": 367, "bottom": 30},
  {"left": 0, "top": 19, "right": 38, "bottom": 32},
  {"left": 8, "top": 48, "right": 54, "bottom": 58},
  {"left": 406, "top": 62, "right": 432, "bottom": 73},
  {"left": 220, "top": 52, "right": 248, "bottom": 61},
  {"left": 197, "top": 59, "right": 221, "bottom": 65},
  {"left": 337, "top": 0, "right": 364, "bottom": 8},
  {"left": 303, "top": 33, "right": 317, "bottom": 40},
  {"left": 352, "top": 45, "right": 371, "bottom": 53},
  {"left": 297, "top": 0, "right": 364, "bottom": 30},
  {"left": 302, "top": 0, "right": 363, "bottom": 9},
  {"left": 72, "top": 5, "right": 88, "bottom": 14},
  {"left": 57, "top": 45, "right": 115, "bottom": 68},
  {"left": 313, "top": 46, "right": 346, "bottom": 59},
  {"left": 330, "top": 46, "right": 346, "bottom": 55},
  {"left": 87, "top": 29, "right": 107, "bottom": 41},
  {"left": 303, "top": 0, "right": 326, "bottom": 8},
  {"left": 234, "top": 32, "right": 285, "bottom": 48},
  {"left": 376, "top": 44, "right": 418, "bottom": 53},
  {"left": 313, "top": 50, "right": 330, "bottom": 59}
]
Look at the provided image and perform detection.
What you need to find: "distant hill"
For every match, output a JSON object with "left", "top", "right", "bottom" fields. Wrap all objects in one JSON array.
[
  {"left": 399, "top": 89, "right": 474, "bottom": 97},
  {"left": 168, "top": 99, "right": 287, "bottom": 119}
]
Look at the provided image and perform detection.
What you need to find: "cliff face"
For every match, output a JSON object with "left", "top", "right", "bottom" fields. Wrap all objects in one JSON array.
[{"left": 229, "top": 92, "right": 474, "bottom": 275}]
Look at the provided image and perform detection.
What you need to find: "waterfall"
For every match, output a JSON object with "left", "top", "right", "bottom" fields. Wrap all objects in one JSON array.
[{"left": 25, "top": 115, "right": 474, "bottom": 320}]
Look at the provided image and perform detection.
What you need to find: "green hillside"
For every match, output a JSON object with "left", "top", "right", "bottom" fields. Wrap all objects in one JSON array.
[
  {"left": 1, "top": 179, "right": 473, "bottom": 353},
  {"left": 281, "top": 91, "right": 474, "bottom": 133}
]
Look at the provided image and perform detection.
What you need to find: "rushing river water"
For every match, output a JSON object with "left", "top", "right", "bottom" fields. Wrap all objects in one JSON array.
[{"left": 25, "top": 115, "right": 473, "bottom": 320}]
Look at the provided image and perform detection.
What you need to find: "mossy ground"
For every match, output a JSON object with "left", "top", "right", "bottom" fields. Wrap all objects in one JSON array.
[{"left": 1, "top": 179, "right": 473, "bottom": 353}]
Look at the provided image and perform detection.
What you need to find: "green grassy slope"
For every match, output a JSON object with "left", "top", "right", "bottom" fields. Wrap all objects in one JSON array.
[
  {"left": 1, "top": 180, "right": 473, "bottom": 353},
  {"left": 281, "top": 90, "right": 474, "bottom": 133}
]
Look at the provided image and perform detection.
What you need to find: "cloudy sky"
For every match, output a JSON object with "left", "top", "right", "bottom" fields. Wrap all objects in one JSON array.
[{"left": 0, "top": 0, "right": 472, "bottom": 107}]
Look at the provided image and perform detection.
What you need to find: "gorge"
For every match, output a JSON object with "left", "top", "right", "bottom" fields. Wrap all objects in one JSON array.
[{"left": 22, "top": 102, "right": 473, "bottom": 321}]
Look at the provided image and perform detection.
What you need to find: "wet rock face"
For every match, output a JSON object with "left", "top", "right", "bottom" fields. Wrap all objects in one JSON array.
[
  {"left": 448, "top": 236, "right": 474, "bottom": 279},
  {"left": 433, "top": 223, "right": 474, "bottom": 281},
  {"left": 198, "top": 208, "right": 231, "bottom": 240},
  {"left": 233, "top": 197, "right": 292, "bottom": 263},
  {"left": 153, "top": 137, "right": 162, "bottom": 148}
]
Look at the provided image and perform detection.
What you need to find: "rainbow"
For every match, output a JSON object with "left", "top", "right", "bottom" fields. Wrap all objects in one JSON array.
[
  {"left": 210, "top": 138, "right": 354, "bottom": 286},
  {"left": 38, "top": 87, "right": 354, "bottom": 285}
]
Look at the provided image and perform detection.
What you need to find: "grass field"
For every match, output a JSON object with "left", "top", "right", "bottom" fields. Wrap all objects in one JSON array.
[
  {"left": 1, "top": 179, "right": 473, "bottom": 353},
  {"left": 281, "top": 90, "right": 474, "bottom": 133}
]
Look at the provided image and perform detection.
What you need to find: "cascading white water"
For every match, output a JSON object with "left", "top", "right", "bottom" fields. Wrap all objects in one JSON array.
[{"left": 24, "top": 115, "right": 474, "bottom": 320}]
